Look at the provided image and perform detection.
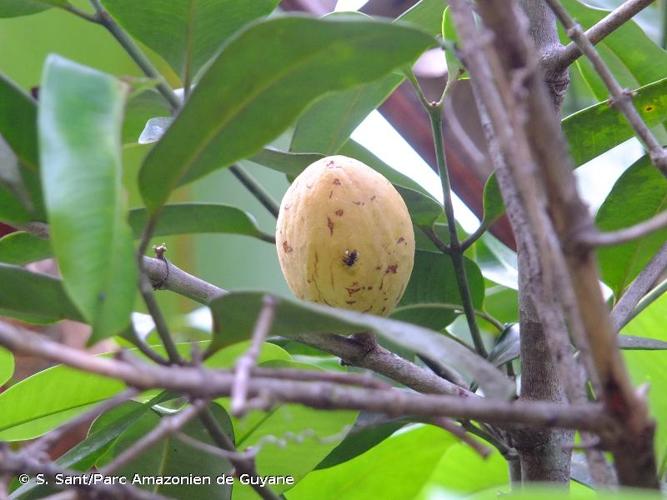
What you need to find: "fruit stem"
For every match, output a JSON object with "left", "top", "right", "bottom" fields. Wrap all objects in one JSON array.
[{"left": 428, "top": 106, "right": 488, "bottom": 358}]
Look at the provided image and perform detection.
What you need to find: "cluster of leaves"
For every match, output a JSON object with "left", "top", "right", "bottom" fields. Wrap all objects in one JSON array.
[{"left": 0, "top": 0, "right": 666, "bottom": 498}]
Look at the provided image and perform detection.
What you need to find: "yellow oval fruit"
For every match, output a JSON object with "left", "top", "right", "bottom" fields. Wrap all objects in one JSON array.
[{"left": 276, "top": 155, "right": 415, "bottom": 316}]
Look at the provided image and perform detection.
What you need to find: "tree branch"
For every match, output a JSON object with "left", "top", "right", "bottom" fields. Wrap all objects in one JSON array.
[
  {"left": 553, "top": 0, "right": 657, "bottom": 70},
  {"left": 577, "top": 210, "right": 667, "bottom": 248},
  {"left": 0, "top": 321, "right": 610, "bottom": 432},
  {"left": 544, "top": 0, "right": 667, "bottom": 177}
]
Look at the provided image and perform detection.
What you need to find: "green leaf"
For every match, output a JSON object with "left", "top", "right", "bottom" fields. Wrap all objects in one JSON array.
[
  {"left": 0, "top": 347, "right": 14, "bottom": 386},
  {"left": 101, "top": 0, "right": 279, "bottom": 82},
  {"left": 139, "top": 16, "right": 435, "bottom": 212},
  {"left": 481, "top": 172, "right": 504, "bottom": 226},
  {"left": 392, "top": 251, "right": 485, "bottom": 330},
  {"left": 0, "top": 184, "right": 32, "bottom": 224},
  {"left": 317, "top": 414, "right": 406, "bottom": 469},
  {"left": 97, "top": 403, "right": 234, "bottom": 498},
  {"left": 0, "top": 66, "right": 38, "bottom": 170},
  {"left": 0, "top": 0, "right": 69, "bottom": 18},
  {"left": 128, "top": 203, "right": 273, "bottom": 242},
  {"left": 0, "top": 264, "right": 83, "bottom": 323},
  {"left": 290, "top": 72, "right": 403, "bottom": 155},
  {"left": 421, "top": 442, "right": 508, "bottom": 495},
  {"left": 38, "top": 56, "right": 137, "bottom": 342},
  {"left": 563, "top": 78, "right": 667, "bottom": 166},
  {"left": 249, "top": 148, "right": 324, "bottom": 179},
  {"left": 0, "top": 231, "right": 50, "bottom": 265},
  {"left": 0, "top": 136, "right": 32, "bottom": 214},
  {"left": 595, "top": 155, "right": 667, "bottom": 298},
  {"left": 398, "top": 0, "right": 446, "bottom": 35},
  {"left": 442, "top": 6, "right": 463, "bottom": 79},
  {"left": 0, "top": 73, "right": 44, "bottom": 220},
  {"left": 209, "top": 292, "right": 514, "bottom": 399},
  {"left": 289, "top": 425, "right": 456, "bottom": 500},
  {"left": 561, "top": 0, "right": 667, "bottom": 97},
  {"left": 474, "top": 233, "right": 518, "bottom": 290},
  {"left": 0, "top": 364, "right": 124, "bottom": 441}
]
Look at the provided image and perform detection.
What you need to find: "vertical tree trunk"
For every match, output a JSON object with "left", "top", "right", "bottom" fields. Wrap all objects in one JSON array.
[{"left": 513, "top": 282, "right": 573, "bottom": 483}]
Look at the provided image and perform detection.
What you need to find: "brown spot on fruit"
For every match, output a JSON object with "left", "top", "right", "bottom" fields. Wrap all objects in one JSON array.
[
  {"left": 335, "top": 209, "right": 344, "bottom": 216},
  {"left": 362, "top": 306, "right": 372, "bottom": 313},
  {"left": 327, "top": 217, "right": 334, "bottom": 235},
  {"left": 329, "top": 190, "right": 333, "bottom": 199},
  {"left": 367, "top": 286, "right": 373, "bottom": 290},
  {"left": 644, "top": 104, "right": 655, "bottom": 112},
  {"left": 371, "top": 195, "right": 376, "bottom": 201},
  {"left": 282, "top": 241, "right": 293, "bottom": 253},
  {"left": 375, "top": 265, "right": 382, "bottom": 270},
  {"left": 333, "top": 178, "right": 341, "bottom": 185},
  {"left": 346, "top": 300, "right": 357, "bottom": 305},
  {"left": 327, "top": 160, "right": 335, "bottom": 167},
  {"left": 397, "top": 237, "right": 405, "bottom": 244},
  {"left": 352, "top": 201, "right": 364, "bottom": 206},
  {"left": 381, "top": 306, "right": 386, "bottom": 313},
  {"left": 345, "top": 286, "right": 362, "bottom": 296},
  {"left": 386, "top": 264, "right": 398, "bottom": 274}
]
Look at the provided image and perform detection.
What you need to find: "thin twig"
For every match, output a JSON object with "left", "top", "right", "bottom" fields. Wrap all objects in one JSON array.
[
  {"left": 420, "top": 226, "right": 452, "bottom": 254},
  {"left": 554, "top": 0, "right": 657, "bottom": 69},
  {"left": 59, "top": 3, "right": 99, "bottom": 22},
  {"left": 428, "top": 107, "right": 488, "bottom": 357},
  {"left": 231, "top": 295, "right": 278, "bottom": 416},
  {"left": 545, "top": 0, "right": 667, "bottom": 177},
  {"left": 230, "top": 165, "right": 280, "bottom": 218},
  {"left": 431, "top": 417, "right": 491, "bottom": 457},
  {"left": 461, "top": 220, "right": 491, "bottom": 252},
  {"left": 175, "top": 432, "right": 256, "bottom": 461},
  {"left": 88, "top": 0, "right": 181, "bottom": 110},
  {"left": 578, "top": 210, "right": 667, "bottom": 248},
  {"left": 99, "top": 400, "right": 208, "bottom": 475}
]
